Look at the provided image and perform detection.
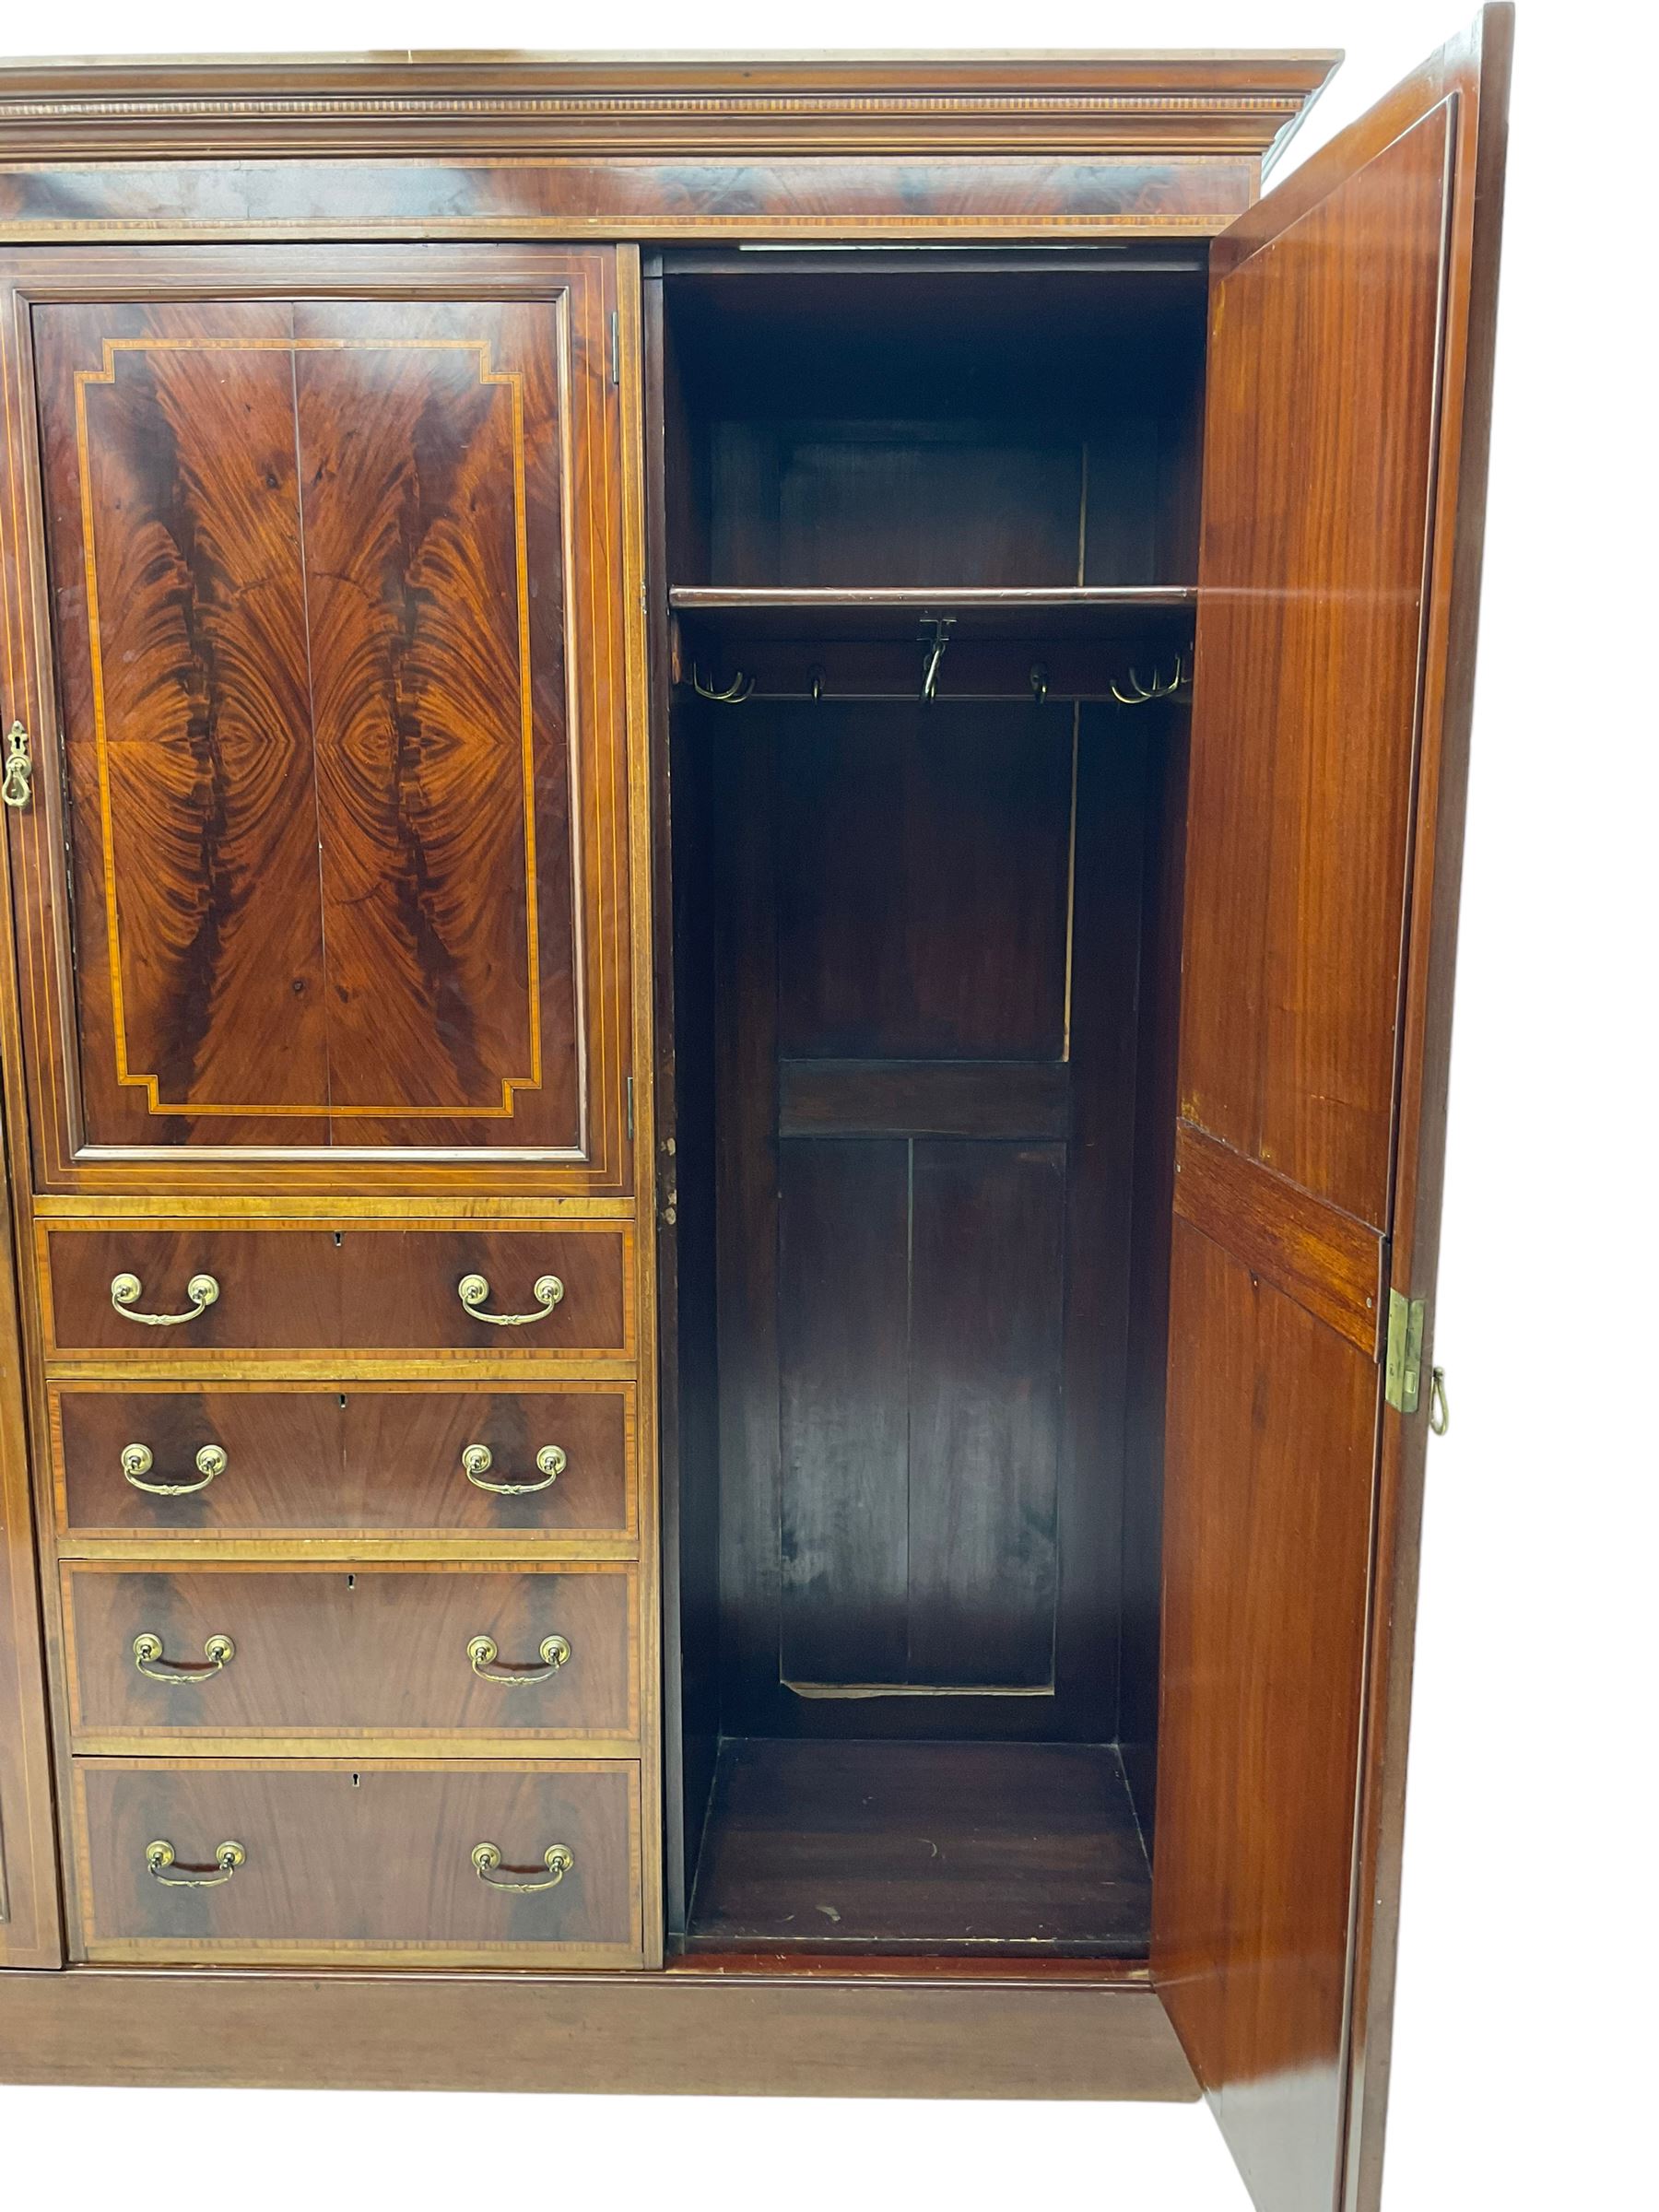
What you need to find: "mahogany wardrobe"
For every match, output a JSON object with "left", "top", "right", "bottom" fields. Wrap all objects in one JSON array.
[{"left": 0, "top": 18, "right": 1511, "bottom": 2212}]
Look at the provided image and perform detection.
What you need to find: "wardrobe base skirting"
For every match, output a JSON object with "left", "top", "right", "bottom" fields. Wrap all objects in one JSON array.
[{"left": 0, "top": 1965, "right": 1198, "bottom": 2101}]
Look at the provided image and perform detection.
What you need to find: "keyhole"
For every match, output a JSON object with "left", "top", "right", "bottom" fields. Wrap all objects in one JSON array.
[
  {"left": 350, "top": 1772, "right": 360, "bottom": 1787},
  {"left": 346, "top": 1575, "right": 355, "bottom": 1591},
  {"left": 333, "top": 1231, "right": 344, "bottom": 1249}
]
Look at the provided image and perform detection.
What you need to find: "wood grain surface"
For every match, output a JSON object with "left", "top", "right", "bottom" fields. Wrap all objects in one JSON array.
[
  {"left": 687, "top": 1737, "right": 1151, "bottom": 1956},
  {"left": 39, "top": 1222, "right": 631, "bottom": 1359},
  {"left": 32, "top": 298, "right": 575, "bottom": 1151},
  {"left": 53, "top": 1382, "right": 636, "bottom": 1547},
  {"left": 61, "top": 1561, "right": 636, "bottom": 1751},
  {"left": 3, "top": 246, "right": 636, "bottom": 1199},
  {"left": 1153, "top": 18, "right": 1512, "bottom": 2212},
  {"left": 71, "top": 1757, "right": 642, "bottom": 1965},
  {"left": 0, "top": 1955, "right": 1198, "bottom": 2100}
]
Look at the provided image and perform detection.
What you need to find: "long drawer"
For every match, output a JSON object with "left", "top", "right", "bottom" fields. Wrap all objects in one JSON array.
[
  {"left": 62, "top": 1562, "right": 638, "bottom": 1753},
  {"left": 38, "top": 1222, "right": 633, "bottom": 1361},
  {"left": 51, "top": 1382, "right": 637, "bottom": 1549},
  {"left": 71, "top": 1759, "right": 643, "bottom": 1967}
]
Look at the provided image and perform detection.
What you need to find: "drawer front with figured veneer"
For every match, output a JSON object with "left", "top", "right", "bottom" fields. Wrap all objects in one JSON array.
[
  {"left": 61, "top": 1563, "right": 638, "bottom": 1753},
  {"left": 52, "top": 1384, "right": 637, "bottom": 1549},
  {"left": 72, "top": 1759, "right": 643, "bottom": 1967},
  {"left": 39, "top": 1223, "right": 633, "bottom": 1360}
]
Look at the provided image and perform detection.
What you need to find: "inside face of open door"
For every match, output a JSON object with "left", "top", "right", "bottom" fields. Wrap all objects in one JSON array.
[{"left": 1153, "top": 12, "right": 1511, "bottom": 2212}]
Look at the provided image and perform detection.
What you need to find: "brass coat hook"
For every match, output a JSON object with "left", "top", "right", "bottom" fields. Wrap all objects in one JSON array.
[
  {"left": 919, "top": 617, "right": 955, "bottom": 703},
  {"left": 691, "top": 665, "right": 755, "bottom": 703},
  {"left": 1111, "top": 652, "right": 1190, "bottom": 706}
]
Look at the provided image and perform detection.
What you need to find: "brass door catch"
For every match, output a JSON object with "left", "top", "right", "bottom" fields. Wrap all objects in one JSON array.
[{"left": 1383, "top": 1290, "right": 1427, "bottom": 1416}]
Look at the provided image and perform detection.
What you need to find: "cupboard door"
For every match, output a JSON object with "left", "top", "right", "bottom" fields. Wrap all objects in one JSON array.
[
  {"left": 1152, "top": 13, "right": 1511, "bottom": 2212},
  {"left": 6, "top": 252, "right": 633, "bottom": 1193}
]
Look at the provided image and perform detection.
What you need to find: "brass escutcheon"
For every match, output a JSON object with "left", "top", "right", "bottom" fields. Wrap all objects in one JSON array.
[{"left": 2, "top": 722, "right": 32, "bottom": 810}]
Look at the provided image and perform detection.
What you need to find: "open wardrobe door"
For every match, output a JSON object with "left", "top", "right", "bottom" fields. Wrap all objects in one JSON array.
[{"left": 1152, "top": 12, "right": 1511, "bottom": 2212}]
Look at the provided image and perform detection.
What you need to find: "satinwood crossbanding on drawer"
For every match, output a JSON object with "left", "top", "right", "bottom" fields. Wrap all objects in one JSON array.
[
  {"left": 70, "top": 1759, "right": 644, "bottom": 1968},
  {"left": 60, "top": 1562, "right": 640, "bottom": 1755},
  {"left": 36, "top": 1221, "right": 635, "bottom": 1364},
  {"left": 50, "top": 1382, "right": 639, "bottom": 1557}
]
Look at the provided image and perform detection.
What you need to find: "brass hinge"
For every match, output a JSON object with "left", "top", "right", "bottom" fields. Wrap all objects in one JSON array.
[{"left": 1384, "top": 1288, "right": 1427, "bottom": 1415}]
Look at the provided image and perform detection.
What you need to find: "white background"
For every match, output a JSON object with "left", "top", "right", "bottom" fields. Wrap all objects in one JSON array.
[{"left": 1, "top": 4, "right": 1653, "bottom": 2207}]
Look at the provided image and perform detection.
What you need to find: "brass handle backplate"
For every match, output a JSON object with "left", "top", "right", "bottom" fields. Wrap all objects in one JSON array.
[
  {"left": 146, "top": 1838, "right": 244, "bottom": 1888},
  {"left": 111, "top": 1271, "right": 220, "bottom": 1326},
  {"left": 456, "top": 1272, "right": 564, "bottom": 1327},
  {"left": 123, "top": 1442, "right": 227, "bottom": 1497},
  {"left": 462, "top": 1442, "right": 566, "bottom": 1495},
  {"left": 2, "top": 722, "right": 32, "bottom": 810},
  {"left": 471, "top": 1841, "right": 573, "bottom": 1893},
  {"left": 466, "top": 1632, "right": 571, "bottom": 1684},
  {"left": 133, "top": 1630, "right": 235, "bottom": 1683}
]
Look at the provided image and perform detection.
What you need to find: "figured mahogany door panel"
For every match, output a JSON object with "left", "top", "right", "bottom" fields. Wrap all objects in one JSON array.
[
  {"left": 72, "top": 1758, "right": 643, "bottom": 1966},
  {"left": 1153, "top": 17, "right": 1511, "bottom": 2212},
  {"left": 6, "top": 251, "right": 635, "bottom": 1194},
  {"left": 53, "top": 1383, "right": 636, "bottom": 1547},
  {"left": 39, "top": 1221, "right": 631, "bottom": 1359},
  {"left": 62, "top": 1562, "right": 637, "bottom": 1751},
  {"left": 39, "top": 301, "right": 330, "bottom": 1154}
]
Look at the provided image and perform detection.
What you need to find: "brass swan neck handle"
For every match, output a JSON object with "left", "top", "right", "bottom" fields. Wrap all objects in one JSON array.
[
  {"left": 456, "top": 1272, "right": 564, "bottom": 1327},
  {"left": 133, "top": 1631, "right": 235, "bottom": 1683},
  {"left": 123, "top": 1442, "right": 227, "bottom": 1497},
  {"left": 461, "top": 1443, "right": 565, "bottom": 1495},
  {"left": 471, "top": 1841, "right": 573, "bottom": 1893},
  {"left": 466, "top": 1633, "right": 571, "bottom": 1685},
  {"left": 111, "top": 1271, "right": 220, "bottom": 1326},
  {"left": 146, "top": 1839, "right": 244, "bottom": 1888}
]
